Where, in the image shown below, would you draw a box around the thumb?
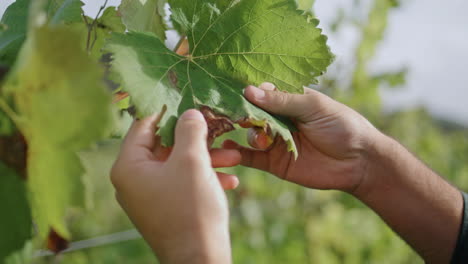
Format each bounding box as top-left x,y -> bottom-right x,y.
244,83 -> 320,122
171,109 -> 209,159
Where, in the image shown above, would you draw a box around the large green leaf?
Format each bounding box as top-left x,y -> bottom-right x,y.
119,0 -> 167,40
0,0 -> 83,66
0,163 -> 31,263
3,25 -> 113,239
106,0 -> 333,153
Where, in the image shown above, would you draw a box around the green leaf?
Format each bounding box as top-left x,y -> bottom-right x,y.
0,0 -> 30,66
83,7 -> 126,60
3,25 -> 113,240
0,0 -> 84,66
4,240 -> 34,264
119,0 -> 167,40
46,0 -> 85,25
106,0 -> 333,154
296,0 -> 314,13
98,6 -> 126,33
78,140 -> 121,210
0,162 -> 32,263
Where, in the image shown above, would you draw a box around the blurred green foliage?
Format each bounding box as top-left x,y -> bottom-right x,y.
6,0 -> 468,263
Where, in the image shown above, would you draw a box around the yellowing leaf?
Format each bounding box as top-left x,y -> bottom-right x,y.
4,26 -> 113,240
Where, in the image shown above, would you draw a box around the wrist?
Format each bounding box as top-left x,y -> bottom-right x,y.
350,128 -> 395,201
157,223 -> 232,264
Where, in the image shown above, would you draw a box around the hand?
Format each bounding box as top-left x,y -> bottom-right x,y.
223,83 -> 379,193
111,110 -> 238,264
223,83 -> 464,263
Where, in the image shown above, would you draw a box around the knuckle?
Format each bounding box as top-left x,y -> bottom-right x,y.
178,150 -> 205,166
270,91 -> 290,107
181,119 -> 207,132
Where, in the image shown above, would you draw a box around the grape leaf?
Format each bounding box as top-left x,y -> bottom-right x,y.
119,0 -> 167,40
46,0 -> 84,25
0,0 -> 84,66
98,7 -> 127,33
0,162 -> 32,263
3,25 -> 113,240
78,140 -> 121,210
106,0 -> 333,154
83,6 -> 126,60
0,0 -> 30,66
296,0 -> 315,12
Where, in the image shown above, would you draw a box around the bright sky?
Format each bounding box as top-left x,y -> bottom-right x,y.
1,0 -> 467,125
316,0 -> 468,125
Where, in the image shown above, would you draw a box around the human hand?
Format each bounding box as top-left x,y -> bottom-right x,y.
223,83 -> 380,194
111,110 -> 238,264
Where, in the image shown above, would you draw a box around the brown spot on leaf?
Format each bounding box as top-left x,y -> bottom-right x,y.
200,106 -> 235,146
47,229 -> 69,254
169,70 -> 178,89
112,91 -> 129,103
0,132 -> 28,179
237,117 -> 255,128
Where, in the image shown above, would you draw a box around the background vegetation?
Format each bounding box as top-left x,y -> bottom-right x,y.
2,0 -> 467,263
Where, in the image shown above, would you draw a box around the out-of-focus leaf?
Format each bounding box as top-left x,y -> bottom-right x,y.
119,0 -> 167,40
3,25 -> 113,240
79,140 -> 121,210
0,162 -> 31,263
0,0 -> 30,66
0,0 -> 84,66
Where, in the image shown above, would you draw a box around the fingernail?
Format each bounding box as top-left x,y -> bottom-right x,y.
181,109 -> 204,121
246,85 -> 265,100
260,82 -> 276,91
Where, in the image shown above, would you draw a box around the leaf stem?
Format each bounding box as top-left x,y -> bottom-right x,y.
154,105 -> 167,127
82,14 -> 92,52
90,0 -> 109,52
83,0 -> 109,53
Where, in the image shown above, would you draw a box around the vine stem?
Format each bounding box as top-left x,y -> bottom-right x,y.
0,97 -> 25,131
83,0 -> 109,53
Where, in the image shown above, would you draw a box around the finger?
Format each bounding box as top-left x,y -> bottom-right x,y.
171,109 -> 209,159
247,127 -> 274,150
259,82 -> 276,91
244,85 -> 325,122
120,114 -> 161,161
216,172 -> 239,190
210,149 -> 241,168
222,140 -> 271,172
